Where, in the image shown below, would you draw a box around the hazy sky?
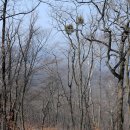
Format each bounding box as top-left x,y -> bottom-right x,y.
37,3 -> 51,28
36,1 -> 91,29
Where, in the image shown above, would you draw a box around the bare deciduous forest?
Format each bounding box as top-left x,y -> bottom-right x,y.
0,0 -> 130,130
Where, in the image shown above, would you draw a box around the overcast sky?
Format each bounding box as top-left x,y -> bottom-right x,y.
37,3 -> 51,28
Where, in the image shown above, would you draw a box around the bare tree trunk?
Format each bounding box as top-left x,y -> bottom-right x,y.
117,55 -> 125,130
1,0 -> 7,130
98,47 -> 102,129
125,51 -> 130,129
69,85 -> 75,130
117,78 -> 124,130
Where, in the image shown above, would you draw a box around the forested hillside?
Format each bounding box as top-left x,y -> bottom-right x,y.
0,0 -> 130,130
